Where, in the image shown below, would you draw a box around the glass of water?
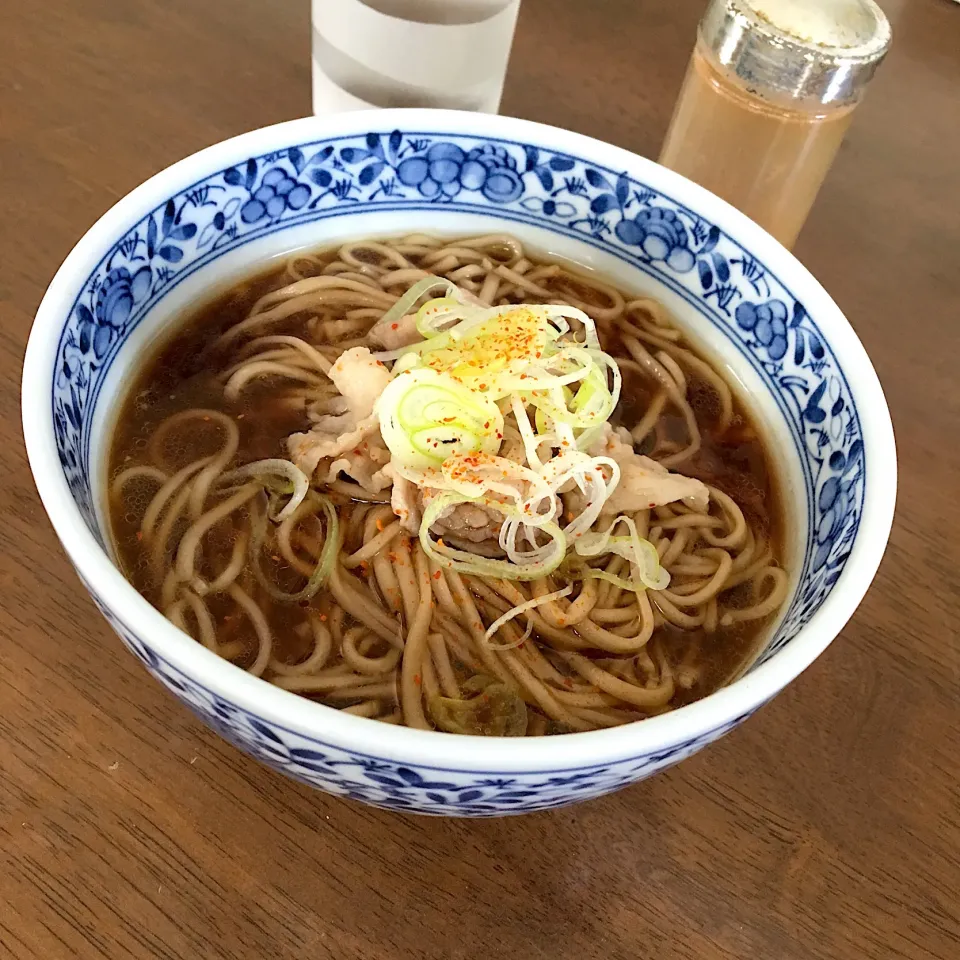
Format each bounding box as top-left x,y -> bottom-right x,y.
312,0 -> 522,115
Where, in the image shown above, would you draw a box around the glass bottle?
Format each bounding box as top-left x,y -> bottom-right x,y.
659,0 -> 891,248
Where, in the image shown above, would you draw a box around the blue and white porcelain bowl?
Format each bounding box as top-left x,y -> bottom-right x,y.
22,110 -> 896,816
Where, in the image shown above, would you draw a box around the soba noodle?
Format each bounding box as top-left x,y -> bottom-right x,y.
109,234 -> 788,736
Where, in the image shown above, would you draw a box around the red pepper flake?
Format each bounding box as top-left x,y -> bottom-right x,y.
433,571 -> 442,580
353,448 -> 362,456
135,530 -> 143,541
391,323 -> 399,330
563,677 -> 573,689
319,613 -> 328,622
376,517 -> 385,532
414,674 -> 422,686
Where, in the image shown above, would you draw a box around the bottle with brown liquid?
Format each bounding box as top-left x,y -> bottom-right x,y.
659,0 -> 891,249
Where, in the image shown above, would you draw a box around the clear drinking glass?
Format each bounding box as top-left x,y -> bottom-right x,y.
659,0 -> 891,248
312,0 -> 522,115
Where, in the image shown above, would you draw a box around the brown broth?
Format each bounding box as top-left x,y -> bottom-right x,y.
108,242 -> 786,717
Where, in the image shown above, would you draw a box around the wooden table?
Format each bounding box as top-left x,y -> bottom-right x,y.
1,2 -> 958,957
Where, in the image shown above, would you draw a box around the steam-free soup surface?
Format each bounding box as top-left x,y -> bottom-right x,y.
109,234 -> 787,736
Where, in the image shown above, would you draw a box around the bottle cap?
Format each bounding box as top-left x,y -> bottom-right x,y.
700,0 -> 891,106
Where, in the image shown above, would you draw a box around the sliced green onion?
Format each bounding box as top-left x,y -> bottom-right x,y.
219,459 -> 309,521
368,290 -> 657,584
581,568 -> 639,592
573,424 -> 606,452
574,515 -> 669,590
376,368 -> 503,470
376,275 -> 457,333
251,493 -> 340,602
511,395 -> 544,471
428,676 -> 528,736
415,296 -> 470,338
572,365 -> 611,415
534,386 -> 575,434
420,492 -> 566,581
439,454 -> 555,511
483,585 -> 572,644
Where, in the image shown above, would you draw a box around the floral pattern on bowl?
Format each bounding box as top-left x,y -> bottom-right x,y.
82,579 -> 753,816
32,118 -> 883,816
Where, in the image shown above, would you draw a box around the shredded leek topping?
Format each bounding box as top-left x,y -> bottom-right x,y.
370,277 -> 670,596
220,459 -> 310,521
377,368 -> 503,471
483,585 -> 573,646
575,515 -> 669,591
428,675 -> 528,736
252,492 -> 340,602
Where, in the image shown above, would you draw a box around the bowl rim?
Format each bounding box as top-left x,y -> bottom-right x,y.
22,108 -> 897,772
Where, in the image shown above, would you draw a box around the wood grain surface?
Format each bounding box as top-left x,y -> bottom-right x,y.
1,1 -> 958,958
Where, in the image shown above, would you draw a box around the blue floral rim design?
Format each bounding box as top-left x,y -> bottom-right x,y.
85,582 -> 755,815
51,127 -> 865,674
26,113 -> 894,814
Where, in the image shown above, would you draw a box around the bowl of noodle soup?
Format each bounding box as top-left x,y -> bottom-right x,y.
22,110 -> 895,815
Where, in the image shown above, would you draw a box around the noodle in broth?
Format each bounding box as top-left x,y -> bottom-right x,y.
108,234 -> 788,736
